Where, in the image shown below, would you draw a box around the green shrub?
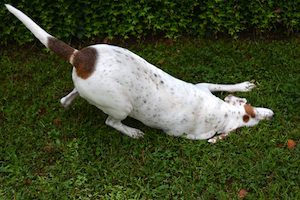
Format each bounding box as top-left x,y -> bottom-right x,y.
1,0 -> 300,44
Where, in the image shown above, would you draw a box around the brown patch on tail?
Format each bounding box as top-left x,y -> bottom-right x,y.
244,104 -> 256,118
47,37 -> 75,61
47,37 -> 97,79
72,47 -> 98,79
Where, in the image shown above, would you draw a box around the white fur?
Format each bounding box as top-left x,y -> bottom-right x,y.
66,44 -> 273,141
5,4 -> 52,46
6,4 -> 274,142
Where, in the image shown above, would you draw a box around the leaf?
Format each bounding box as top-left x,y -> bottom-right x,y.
277,142 -> 283,147
165,38 -> 173,45
53,118 -> 62,126
156,42 -> 162,46
287,139 -> 296,149
273,9 -> 281,14
43,146 -> 55,152
39,108 -> 46,115
234,4 -> 238,9
237,189 -> 248,198
158,60 -> 164,64
26,179 -> 31,185
276,19 -> 282,23
103,38 -> 112,44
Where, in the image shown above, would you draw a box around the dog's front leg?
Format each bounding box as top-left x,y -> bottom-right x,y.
105,116 -> 145,139
195,81 -> 256,93
60,88 -> 79,109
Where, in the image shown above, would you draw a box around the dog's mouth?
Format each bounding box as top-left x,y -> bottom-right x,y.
267,113 -> 275,120
255,108 -> 274,121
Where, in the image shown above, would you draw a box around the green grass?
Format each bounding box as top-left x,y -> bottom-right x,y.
0,39 -> 299,199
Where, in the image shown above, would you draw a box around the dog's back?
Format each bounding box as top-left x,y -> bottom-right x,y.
73,44 -> 208,131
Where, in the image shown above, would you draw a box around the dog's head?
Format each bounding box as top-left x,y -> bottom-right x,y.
225,94 -> 274,128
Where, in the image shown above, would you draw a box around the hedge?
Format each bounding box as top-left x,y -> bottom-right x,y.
1,0 -> 300,45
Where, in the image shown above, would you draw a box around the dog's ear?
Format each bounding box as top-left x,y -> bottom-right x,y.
225,94 -> 247,106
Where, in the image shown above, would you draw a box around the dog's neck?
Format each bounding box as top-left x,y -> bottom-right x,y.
214,102 -> 248,134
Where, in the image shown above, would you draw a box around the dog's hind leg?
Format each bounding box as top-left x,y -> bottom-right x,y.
105,116 -> 145,139
60,88 -> 79,109
195,81 -> 256,93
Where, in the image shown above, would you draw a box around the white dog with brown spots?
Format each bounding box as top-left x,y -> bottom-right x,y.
5,4 -> 274,143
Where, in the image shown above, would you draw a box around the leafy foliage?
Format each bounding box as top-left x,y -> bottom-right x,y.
1,0 -> 300,44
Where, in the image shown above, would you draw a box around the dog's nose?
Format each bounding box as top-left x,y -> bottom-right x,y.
268,113 -> 275,120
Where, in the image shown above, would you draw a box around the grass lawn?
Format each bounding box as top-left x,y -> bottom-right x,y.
0,38 -> 299,199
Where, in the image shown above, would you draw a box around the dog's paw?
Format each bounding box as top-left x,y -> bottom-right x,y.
60,97 -> 71,110
131,129 -> 145,139
207,138 -> 217,143
239,81 -> 256,92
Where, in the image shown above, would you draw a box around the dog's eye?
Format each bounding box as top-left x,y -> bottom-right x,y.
243,115 -> 250,123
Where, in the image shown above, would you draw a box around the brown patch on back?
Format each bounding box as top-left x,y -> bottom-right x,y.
72,47 -> 98,79
47,37 -> 75,61
244,104 -> 256,118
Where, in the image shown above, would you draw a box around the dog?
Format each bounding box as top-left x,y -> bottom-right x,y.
5,4 -> 274,143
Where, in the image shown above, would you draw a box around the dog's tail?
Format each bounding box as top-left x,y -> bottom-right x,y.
5,4 -> 98,79
5,4 -> 76,63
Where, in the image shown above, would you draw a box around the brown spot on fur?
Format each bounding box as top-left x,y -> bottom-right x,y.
47,37 -> 75,61
243,115 -> 250,122
244,104 -> 256,118
220,135 -> 226,140
72,47 -> 98,79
